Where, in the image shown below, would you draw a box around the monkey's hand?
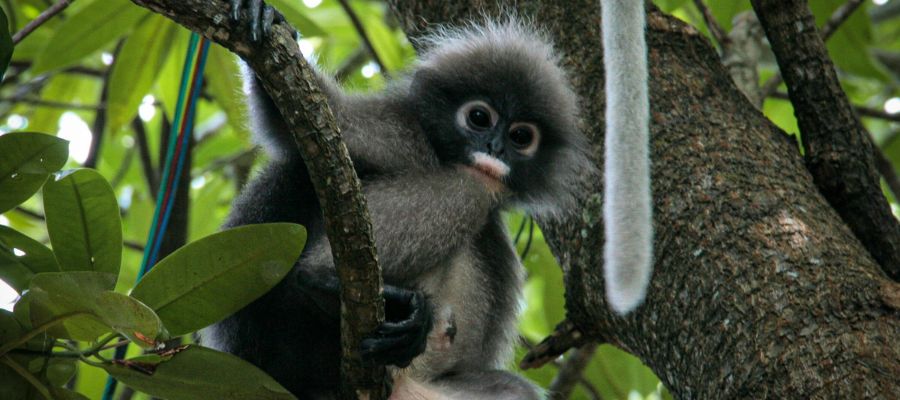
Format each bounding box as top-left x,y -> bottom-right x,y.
359,286 -> 433,368
229,0 -> 289,42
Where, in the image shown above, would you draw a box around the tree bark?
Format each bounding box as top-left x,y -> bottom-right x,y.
752,0 -> 900,281
127,1 -> 389,398
389,1 -> 900,398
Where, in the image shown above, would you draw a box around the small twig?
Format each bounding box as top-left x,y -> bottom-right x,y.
8,61 -> 106,77
109,147 -> 136,188
760,0 -> 865,97
0,97 -> 103,110
84,40 -> 120,169
769,91 -> 900,123
336,0 -> 389,76
13,206 -> 44,220
0,312 -> 86,356
691,0 -> 729,49
334,46 -> 369,82
548,343 -> 600,400
132,117 -> 159,198
520,319 -> 590,370
11,0 -> 73,45
1,356 -> 52,399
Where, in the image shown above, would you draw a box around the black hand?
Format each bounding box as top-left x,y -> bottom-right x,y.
359,286 -> 433,368
229,0 -> 287,42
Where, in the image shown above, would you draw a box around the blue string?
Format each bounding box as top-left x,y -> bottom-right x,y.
146,39 -> 210,268
102,33 -> 207,400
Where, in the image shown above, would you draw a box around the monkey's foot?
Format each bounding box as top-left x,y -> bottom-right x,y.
229,0 -> 287,42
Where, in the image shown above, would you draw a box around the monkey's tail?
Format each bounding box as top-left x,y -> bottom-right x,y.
601,0 -> 653,315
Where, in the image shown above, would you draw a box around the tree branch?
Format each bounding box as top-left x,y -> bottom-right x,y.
336,0 -> 388,76
548,344 -> 599,400
389,1 -> 900,397
11,0 -> 72,45
760,0 -> 865,97
126,1 -> 388,398
691,0 -> 729,50
753,0 -> 900,281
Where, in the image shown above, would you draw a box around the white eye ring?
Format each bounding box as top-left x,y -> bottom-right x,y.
508,122 -> 540,156
456,100 -> 498,131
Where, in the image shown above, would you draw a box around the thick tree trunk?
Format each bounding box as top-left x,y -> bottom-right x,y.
390,1 -> 900,398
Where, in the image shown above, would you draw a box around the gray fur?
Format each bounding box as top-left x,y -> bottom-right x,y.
211,16 -> 589,400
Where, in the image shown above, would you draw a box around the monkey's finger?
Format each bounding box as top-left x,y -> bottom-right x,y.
230,0 -> 243,21
262,6 -> 276,36
249,0 -> 263,42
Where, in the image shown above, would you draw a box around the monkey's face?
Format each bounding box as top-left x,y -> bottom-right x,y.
410,65 -> 583,206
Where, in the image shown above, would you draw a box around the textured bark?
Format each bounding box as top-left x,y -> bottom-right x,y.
752,0 -> 900,281
127,1 -> 389,398
388,1 -> 900,398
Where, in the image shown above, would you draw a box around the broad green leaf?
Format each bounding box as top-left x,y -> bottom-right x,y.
28,272 -> 164,344
156,27 -> 191,119
0,309 -> 22,344
26,271 -> 117,340
49,387 -> 91,400
0,132 -> 69,213
0,6 -> 13,80
43,169 -> 122,277
107,13 -> 178,134
809,1 -> 886,81
359,4 -> 403,72
31,0 -> 149,74
103,345 -> 296,400
45,358 -> 78,387
0,361 -> 29,400
0,225 -> 61,292
268,0 -> 325,37
95,291 -> 165,347
131,223 -> 306,336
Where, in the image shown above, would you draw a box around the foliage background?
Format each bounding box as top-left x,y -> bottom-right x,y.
0,0 -> 897,399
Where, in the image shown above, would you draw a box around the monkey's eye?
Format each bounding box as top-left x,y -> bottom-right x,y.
456,100 -> 497,131
508,123 -> 540,155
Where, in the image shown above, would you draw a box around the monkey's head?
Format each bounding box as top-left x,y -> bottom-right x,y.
409,19 -> 596,217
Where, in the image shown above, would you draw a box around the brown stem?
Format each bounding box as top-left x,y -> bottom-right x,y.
691,0 -> 729,49
760,0 -> 865,97
131,117 -> 159,198
753,0 -> 900,280
11,0 -> 72,45
548,344 -> 599,400
126,1 -> 388,398
336,0 -> 389,76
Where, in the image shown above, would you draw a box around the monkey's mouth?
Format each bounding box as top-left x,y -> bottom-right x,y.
469,152 -> 509,183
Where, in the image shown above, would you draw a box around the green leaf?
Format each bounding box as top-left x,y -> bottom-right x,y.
0,225 -> 61,292
26,271 -> 117,340
0,6 -> 13,80
0,309 -> 22,344
28,272 -> 164,344
359,4 -> 403,72
106,13 -> 178,134
131,223 -> 306,336
45,358 -> 78,387
49,387 -> 91,400
0,132 -> 69,213
31,0 -> 149,74
95,291 -> 166,347
43,169 -> 122,278
806,1 -> 884,81
103,345 -> 296,400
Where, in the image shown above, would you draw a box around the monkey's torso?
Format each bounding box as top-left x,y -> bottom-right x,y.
203,104 -> 528,398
